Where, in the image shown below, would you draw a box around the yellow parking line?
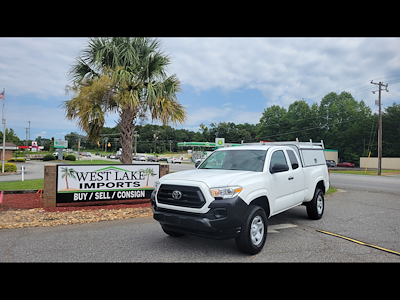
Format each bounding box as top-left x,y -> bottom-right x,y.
316,230 -> 400,257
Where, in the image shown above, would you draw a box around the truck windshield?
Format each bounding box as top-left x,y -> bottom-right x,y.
198,150 -> 267,172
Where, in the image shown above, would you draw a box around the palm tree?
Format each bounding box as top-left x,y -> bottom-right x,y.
63,37 -> 187,164
60,167 -> 77,190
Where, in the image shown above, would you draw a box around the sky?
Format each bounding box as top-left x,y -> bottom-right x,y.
1,37 -> 400,143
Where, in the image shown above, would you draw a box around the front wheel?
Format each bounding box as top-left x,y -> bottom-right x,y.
306,188 -> 324,220
235,205 -> 267,255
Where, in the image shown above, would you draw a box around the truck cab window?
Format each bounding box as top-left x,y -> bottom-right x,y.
270,150 -> 288,172
287,150 -> 299,170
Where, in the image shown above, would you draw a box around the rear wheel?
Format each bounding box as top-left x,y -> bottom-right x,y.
306,188 -> 324,220
235,205 -> 267,255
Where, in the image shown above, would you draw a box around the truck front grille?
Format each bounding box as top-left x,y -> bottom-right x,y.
157,184 -> 206,208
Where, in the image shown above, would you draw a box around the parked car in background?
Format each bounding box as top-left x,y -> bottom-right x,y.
147,156 -> 158,162
158,157 -> 167,162
134,155 -> 146,161
337,162 -> 355,167
326,160 -> 336,167
167,156 -> 181,164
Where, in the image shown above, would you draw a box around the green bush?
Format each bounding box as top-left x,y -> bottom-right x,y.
7,158 -> 26,162
1,163 -> 17,173
65,154 -> 76,161
43,154 -> 56,161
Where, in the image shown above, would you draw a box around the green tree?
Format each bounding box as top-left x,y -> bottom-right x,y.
256,105 -> 288,141
0,128 -> 21,145
286,100 -> 318,142
382,102 -> 400,157
63,37 -> 187,164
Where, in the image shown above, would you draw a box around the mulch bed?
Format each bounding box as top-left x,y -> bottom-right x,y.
0,193 -> 151,212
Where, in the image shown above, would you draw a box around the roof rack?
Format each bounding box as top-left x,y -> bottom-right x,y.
242,138 -> 325,149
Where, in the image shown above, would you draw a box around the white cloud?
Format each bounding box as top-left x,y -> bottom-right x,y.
35,131 -> 46,137
0,38 -> 87,99
2,37 -> 400,140
162,37 -> 400,108
184,106 -> 262,127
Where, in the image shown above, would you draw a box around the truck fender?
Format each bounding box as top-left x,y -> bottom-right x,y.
245,189 -> 271,218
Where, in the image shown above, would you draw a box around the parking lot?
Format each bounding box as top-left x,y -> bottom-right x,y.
1,172 -> 399,262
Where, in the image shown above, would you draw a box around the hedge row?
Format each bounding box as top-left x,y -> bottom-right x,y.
0,163 -> 17,173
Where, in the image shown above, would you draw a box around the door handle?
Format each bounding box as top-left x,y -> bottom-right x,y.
288,176 -> 294,180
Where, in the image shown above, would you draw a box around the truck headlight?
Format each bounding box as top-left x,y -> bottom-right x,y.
154,181 -> 160,190
209,186 -> 242,199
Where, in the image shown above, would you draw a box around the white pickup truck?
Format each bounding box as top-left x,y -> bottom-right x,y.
151,140 -> 330,255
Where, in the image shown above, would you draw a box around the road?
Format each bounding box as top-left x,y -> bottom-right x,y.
0,159 -> 195,182
330,173 -> 400,195
1,172 -> 399,262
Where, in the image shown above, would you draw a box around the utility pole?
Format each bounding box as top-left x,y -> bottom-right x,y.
25,127 -> 29,154
1,88 -> 5,173
153,130 -> 159,155
371,80 -> 388,175
77,137 -> 81,160
28,121 -> 31,142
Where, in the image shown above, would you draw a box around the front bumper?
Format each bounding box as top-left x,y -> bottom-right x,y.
151,192 -> 248,240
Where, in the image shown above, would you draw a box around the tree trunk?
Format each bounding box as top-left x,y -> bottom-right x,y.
118,107 -> 136,164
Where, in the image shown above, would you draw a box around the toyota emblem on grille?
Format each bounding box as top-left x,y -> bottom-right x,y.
172,190 -> 182,200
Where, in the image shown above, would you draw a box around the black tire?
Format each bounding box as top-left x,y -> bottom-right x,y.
235,205 -> 267,255
306,188 -> 324,220
161,225 -> 184,237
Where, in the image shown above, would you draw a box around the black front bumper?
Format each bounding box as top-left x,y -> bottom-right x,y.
151,193 -> 248,240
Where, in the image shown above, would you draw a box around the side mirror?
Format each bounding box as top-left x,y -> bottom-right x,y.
292,163 -> 299,170
270,163 -> 289,173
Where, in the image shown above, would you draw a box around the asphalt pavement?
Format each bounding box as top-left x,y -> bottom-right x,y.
1,175 -> 400,262
1,160 -> 400,262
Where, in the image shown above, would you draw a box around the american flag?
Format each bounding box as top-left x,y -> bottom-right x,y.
0,90 -> 4,100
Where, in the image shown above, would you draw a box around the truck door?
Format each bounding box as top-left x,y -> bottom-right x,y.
268,149 -> 295,213
286,149 -> 306,205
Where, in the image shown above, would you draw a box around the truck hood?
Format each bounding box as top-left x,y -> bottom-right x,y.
159,169 -> 253,188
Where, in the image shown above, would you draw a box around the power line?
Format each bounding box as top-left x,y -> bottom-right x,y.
262,116 -> 366,139
303,75 -> 400,102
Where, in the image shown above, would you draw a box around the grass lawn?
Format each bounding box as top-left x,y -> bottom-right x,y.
325,187 -> 337,195
330,169 -> 400,176
1,179 -> 44,191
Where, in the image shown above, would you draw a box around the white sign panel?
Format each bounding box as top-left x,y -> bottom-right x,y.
54,140 -> 68,148
56,164 -> 160,204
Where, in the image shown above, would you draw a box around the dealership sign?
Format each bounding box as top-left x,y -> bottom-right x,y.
54,140 -> 68,149
56,164 -> 160,204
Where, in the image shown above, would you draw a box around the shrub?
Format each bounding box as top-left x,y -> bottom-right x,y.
43,154 -> 56,161
65,154 -> 76,161
1,163 -> 17,173
7,158 -> 26,162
